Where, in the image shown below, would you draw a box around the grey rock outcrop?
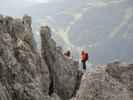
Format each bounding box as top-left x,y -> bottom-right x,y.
0,15 -> 33,46
40,26 -> 81,100
72,62 -> 133,100
0,16 -> 57,100
0,15 -> 81,100
0,32 -> 50,100
106,62 -> 133,96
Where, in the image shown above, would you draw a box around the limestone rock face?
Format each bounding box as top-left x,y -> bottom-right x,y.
0,32 -> 51,100
0,16 -> 61,100
0,15 -> 33,46
40,26 -> 81,100
73,62 -> 133,100
3,15 -> 133,100
22,15 -> 33,46
0,15 -> 81,100
0,27 -> 54,100
106,62 -> 133,95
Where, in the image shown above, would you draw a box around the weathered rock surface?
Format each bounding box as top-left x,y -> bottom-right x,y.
40,26 -> 81,100
0,15 -> 51,99
0,33 -> 51,100
1,15 -> 133,100
0,15 -> 81,100
72,62 -> 133,100
0,15 -> 33,46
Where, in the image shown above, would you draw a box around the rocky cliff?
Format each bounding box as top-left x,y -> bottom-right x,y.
0,15 -> 81,100
72,62 -> 133,100
40,26 -> 82,100
0,15 -> 133,100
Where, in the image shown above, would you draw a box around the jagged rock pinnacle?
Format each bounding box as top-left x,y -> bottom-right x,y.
0,15 -> 33,47
0,15 -> 81,100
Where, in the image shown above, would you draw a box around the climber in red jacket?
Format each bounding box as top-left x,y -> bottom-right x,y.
80,50 -> 89,70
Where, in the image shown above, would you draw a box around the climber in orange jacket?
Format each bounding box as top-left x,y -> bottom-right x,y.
80,50 -> 89,70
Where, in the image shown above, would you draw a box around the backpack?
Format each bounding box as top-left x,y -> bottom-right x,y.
84,53 -> 88,61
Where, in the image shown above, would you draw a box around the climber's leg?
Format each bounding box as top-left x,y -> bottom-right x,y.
82,61 -> 86,70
